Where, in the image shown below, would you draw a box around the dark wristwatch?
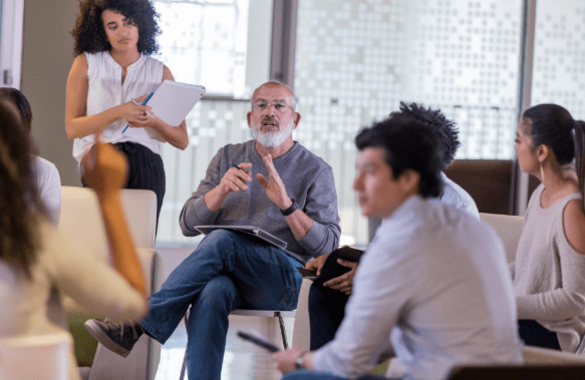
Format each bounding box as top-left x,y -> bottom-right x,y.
295,351 -> 308,369
280,198 -> 299,216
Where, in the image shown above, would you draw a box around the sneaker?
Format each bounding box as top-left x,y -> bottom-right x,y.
84,319 -> 144,358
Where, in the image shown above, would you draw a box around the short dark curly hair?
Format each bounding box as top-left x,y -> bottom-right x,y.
355,115 -> 443,199
390,102 -> 461,167
71,0 -> 161,56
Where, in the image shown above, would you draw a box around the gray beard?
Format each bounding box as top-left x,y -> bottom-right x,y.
252,120 -> 294,148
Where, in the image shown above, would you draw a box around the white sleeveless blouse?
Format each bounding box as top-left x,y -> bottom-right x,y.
72,52 -> 164,163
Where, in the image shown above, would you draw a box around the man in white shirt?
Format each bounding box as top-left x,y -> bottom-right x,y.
273,114 -> 522,380
305,103 -> 478,351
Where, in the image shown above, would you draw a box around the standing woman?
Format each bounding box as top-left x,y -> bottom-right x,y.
513,103 -> 585,352
66,0 -> 188,219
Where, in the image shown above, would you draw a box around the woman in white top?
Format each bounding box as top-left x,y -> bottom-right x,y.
0,98 -> 148,379
65,0 -> 189,220
513,103 -> 585,352
0,87 -> 62,225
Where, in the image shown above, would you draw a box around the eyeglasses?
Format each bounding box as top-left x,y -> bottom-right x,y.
252,101 -> 294,113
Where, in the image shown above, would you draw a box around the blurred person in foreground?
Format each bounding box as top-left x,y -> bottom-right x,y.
274,115 -> 522,380
0,98 -> 147,380
306,103 -> 479,351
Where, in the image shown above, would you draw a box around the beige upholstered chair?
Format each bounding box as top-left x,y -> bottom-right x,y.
59,186 -> 163,380
0,332 -> 72,380
479,212 -> 524,264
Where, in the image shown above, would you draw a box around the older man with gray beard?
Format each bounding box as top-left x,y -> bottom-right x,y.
84,81 -> 341,380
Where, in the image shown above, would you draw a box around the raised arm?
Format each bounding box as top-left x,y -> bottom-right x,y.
179,148 -> 253,235
65,54 -> 153,140
257,154 -> 340,254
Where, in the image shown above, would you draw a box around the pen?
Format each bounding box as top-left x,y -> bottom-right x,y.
230,162 -> 244,171
131,98 -> 156,119
122,92 -> 155,133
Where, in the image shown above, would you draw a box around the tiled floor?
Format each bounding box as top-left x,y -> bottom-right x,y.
153,247 -> 293,380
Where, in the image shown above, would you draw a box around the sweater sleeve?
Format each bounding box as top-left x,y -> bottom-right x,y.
516,247 -> 585,321
179,149 -> 224,236
41,222 -> 146,321
296,166 -> 340,256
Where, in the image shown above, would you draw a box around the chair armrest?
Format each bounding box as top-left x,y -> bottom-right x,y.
522,346 -> 585,365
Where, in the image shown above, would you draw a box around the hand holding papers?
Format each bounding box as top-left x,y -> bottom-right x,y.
125,80 -> 206,141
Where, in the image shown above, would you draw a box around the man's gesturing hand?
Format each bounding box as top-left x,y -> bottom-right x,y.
256,154 -> 292,210
219,162 -> 253,195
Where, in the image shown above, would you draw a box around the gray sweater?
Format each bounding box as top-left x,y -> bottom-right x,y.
179,140 -> 341,262
512,184 -> 585,352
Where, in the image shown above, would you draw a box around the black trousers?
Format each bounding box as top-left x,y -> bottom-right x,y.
308,280 -> 350,350
518,319 -> 561,350
82,142 -> 165,225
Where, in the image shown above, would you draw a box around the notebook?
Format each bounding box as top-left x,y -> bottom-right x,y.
194,225 -> 287,250
144,80 -> 206,141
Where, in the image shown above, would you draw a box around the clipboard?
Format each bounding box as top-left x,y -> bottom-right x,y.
144,80 -> 206,141
194,225 -> 287,250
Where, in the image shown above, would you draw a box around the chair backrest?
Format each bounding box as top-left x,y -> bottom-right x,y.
479,212 -> 523,263
444,160 -> 515,214
60,186 -> 157,256
0,332 -> 72,380
59,186 -> 161,378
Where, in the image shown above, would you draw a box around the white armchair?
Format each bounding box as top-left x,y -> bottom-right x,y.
59,186 -> 163,380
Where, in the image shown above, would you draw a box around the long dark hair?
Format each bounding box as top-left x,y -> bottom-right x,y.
71,0 -> 161,56
522,103 -> 585,204
0,99 -> 44,279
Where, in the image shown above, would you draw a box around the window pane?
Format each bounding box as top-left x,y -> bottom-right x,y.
154,0 -> 272,245
532,0 -> 585,120
294,0 -> 523,246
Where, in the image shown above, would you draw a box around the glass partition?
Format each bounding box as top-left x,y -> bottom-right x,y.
294,0 -> 524,246
154,0 -> 273,245
531,0 -> 585,120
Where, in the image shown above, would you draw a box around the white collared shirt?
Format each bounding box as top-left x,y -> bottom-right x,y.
313,195 -> 522,380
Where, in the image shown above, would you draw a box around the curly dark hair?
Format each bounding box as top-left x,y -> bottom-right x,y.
355,114 -> 443,198
71,0 -> 161,56
0,99 -> 44,279
390,102 -> 461,167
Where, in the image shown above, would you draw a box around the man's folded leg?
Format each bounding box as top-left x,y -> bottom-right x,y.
84,230 -> 242,357
85,230 -> 303,380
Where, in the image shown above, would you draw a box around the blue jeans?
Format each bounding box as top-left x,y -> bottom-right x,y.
282,369 -> 395,380
140,230 -> 303,380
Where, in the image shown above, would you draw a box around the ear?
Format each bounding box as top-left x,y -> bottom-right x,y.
246,111 -> 252,129
292,112 -> 301,130
398,169 -> 421,196
536,144 -> 549,163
